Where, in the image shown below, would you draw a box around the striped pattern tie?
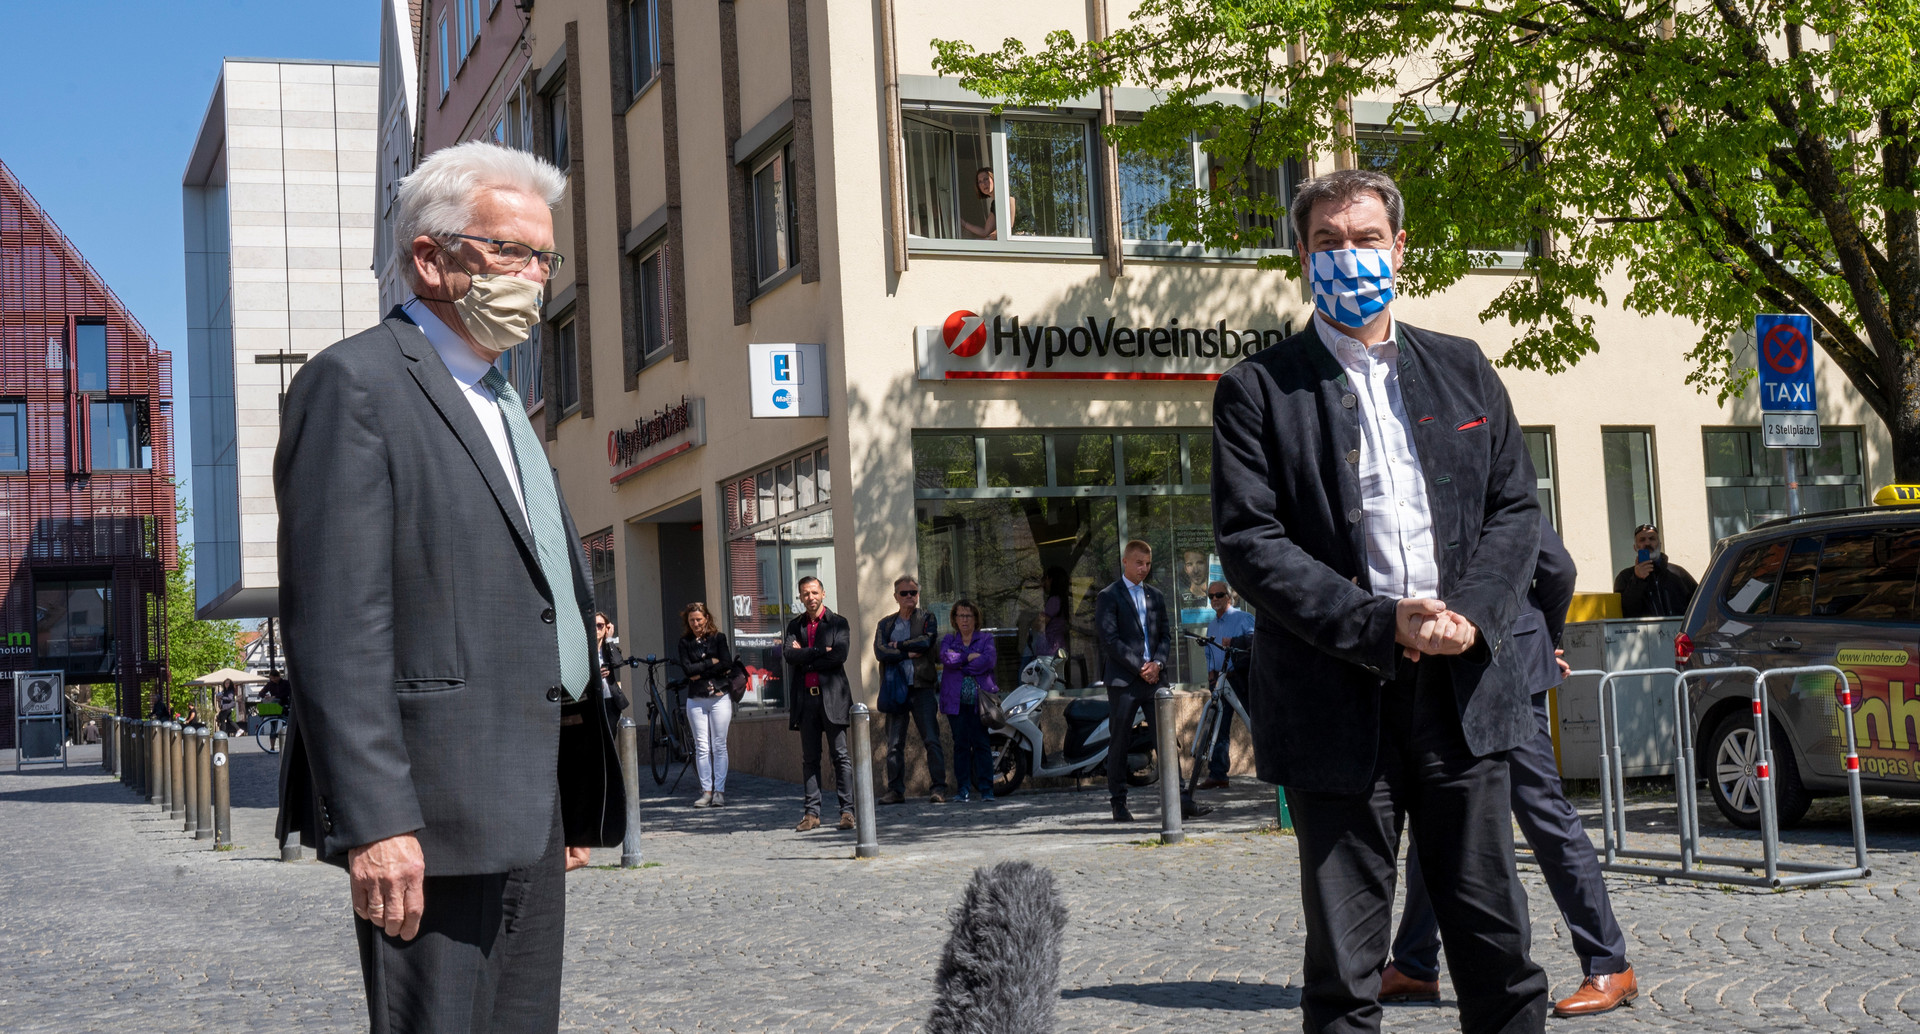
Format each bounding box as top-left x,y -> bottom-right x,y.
482,366 -> 592,701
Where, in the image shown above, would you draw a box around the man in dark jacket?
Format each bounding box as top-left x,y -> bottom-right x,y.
1094,541 -> 1208,822
1212,168 -> 1548,1034
1382,514 -> 1637,1016
784,576 -> 853,831
875,576 -> 944,805
1612,524 -> 1698,618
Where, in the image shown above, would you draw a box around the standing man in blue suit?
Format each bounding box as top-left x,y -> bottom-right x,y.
1381,513 -> 1637,1016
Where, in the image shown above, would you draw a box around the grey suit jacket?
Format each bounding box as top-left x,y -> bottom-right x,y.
273,309 -> 623,875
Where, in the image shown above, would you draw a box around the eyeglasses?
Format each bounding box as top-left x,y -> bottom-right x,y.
1208,591 -> 1230,599
1634,524 -> 1658,535
896,589 -> 919,597
441,233 -> 566,275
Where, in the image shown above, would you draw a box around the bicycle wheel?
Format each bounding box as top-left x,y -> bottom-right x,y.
1186,701 -> 1220,793
648,703 -> 670,784
672,706 -> 694,763
256,717 -> 286,755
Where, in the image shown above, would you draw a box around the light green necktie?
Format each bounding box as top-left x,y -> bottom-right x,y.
482,366 -> 592,700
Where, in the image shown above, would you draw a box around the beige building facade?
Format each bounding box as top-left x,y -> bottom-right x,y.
502,1 -> 1889,782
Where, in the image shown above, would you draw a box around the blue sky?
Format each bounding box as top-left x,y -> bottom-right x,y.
3,1 -> 380,550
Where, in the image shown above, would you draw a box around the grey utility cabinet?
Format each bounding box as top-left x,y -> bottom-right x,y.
1554,618 -> 1684,780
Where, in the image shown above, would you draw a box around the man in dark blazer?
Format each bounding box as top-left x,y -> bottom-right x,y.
275,141 -> 623,1033
1213,168 -> 1549,1034
1383,514 -> 1637,1015
1094,541 -> 1208,821
783,575 -> 854,831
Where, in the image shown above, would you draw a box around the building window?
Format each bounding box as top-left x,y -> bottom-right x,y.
438,16 -> 452,99
90,399 -> 149,470
626,0 -> 659,97
1523,428 -> 1559,532
35,579 -> 114,676
554,318 -> 579,413
1004,118 -> 1092,239
1601,428 -> 1659,578
904,111 -> 994,240
584,528 -> 617,626
722,446 -> 834,712
1703,427 -> 1865,543
1118,142 -> 1191,242
752,143 -> 799,285
912,430 -> 1217,693
0,401 -> 25,472
501,325 -> 543,409
547,87 -> 570,169
634,243 -> 669,361
74,322 -> 108,393
466,0 -> 483,53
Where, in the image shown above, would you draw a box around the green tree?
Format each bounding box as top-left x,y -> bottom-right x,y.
933,1 -> 1920,473
163,499 -> 244,715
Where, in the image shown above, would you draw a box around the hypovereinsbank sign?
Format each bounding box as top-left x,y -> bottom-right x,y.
915,310 -> 1294,382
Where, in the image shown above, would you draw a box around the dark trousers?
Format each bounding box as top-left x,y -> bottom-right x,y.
886,686 -> 946,795
1391,693 -> 1628,981
356,803 -> 566,1034
1287,660 -> 1549,1034
947,706 -> 992,793
797,698 -> 852,817
1104,680 -> 1156,804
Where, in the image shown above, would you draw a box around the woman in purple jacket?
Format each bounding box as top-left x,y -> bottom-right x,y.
938,599 -> 998,802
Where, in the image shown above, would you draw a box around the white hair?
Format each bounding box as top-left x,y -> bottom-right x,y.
394,141 -> 568,287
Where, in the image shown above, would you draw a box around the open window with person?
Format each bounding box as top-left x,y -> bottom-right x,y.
904,111 -> 994,240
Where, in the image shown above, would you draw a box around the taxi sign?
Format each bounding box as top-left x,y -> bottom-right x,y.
1872,484 -> 1920,507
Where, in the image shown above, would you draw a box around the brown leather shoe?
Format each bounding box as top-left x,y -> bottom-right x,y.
1378,962 -> 1439,1004
1553,967 -> 1638,1017
838,811 -> 856,830
794,814 -> 820,832
1196,777 -> 1231,790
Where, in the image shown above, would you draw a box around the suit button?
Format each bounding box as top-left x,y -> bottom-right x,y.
546,686 -> 562,702
1345,449 -> 1359,464
1347,508 -> 1363,524
1341,393 -> 1356,408
541,608 -> 555,623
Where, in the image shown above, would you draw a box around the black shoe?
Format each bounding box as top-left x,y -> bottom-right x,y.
1112,803 -> 1135,822
1181,798 -> 1214,819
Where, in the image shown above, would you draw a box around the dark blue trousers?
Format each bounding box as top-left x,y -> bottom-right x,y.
1391,692 -> 1628,981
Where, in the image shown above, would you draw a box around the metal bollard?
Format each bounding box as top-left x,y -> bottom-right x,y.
617,717 -> 644,868
211,731 -> 231,848
1155,688 -> 1183,845
157,722 -> 170,810
103,714 -> 116,775
184,728 -> 202,835
147,721 -> 161,804
849,703 -> 879,859
195,728 -> 214,840
168,723 -> 184,818
281,828 -> 304,863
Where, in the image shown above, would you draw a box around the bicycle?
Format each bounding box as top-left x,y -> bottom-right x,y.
625,655 -> 693,787
253,702 -> 288,754
1179,632 -> 1252,797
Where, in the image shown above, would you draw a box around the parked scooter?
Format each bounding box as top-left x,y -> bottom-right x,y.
988,656 -> 1154,795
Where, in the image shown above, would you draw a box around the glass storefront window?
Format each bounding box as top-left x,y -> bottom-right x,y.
35,579 -> 114,675
1602,429 -> 1659,577
723,447 -> 835,712
913,431 -> 1215,694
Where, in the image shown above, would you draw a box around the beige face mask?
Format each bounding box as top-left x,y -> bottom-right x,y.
450,273 -> 543,355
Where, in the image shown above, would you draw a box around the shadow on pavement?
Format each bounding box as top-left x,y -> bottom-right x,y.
1062,979 -> 1302,1011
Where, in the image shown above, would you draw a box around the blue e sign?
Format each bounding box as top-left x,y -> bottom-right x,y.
772,352 -> 796,383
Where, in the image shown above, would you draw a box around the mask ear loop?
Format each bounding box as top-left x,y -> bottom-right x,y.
414,238 -> 483,304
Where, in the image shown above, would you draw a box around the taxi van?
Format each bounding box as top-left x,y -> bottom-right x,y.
1681,484 -> 1920,828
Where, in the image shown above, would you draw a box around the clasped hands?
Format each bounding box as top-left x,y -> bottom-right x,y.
1393,597 -> 1478,663
349,832 -> 593,942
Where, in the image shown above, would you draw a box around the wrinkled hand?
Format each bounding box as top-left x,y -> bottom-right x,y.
565,846 -> 592,872
1633,560 -> 1654,580
1141,660 -> 1163,685
349,833 -> 426,941
1394,598 -> 1447,662
1394,598 -> 1478,660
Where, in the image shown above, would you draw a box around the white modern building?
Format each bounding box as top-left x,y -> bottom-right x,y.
183,58 -> 382,619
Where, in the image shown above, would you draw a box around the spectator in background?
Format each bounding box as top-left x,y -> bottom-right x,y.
216,680 -> 240,736
1613,524 -> 1699,618
939,600 -> 998,803
258,671 -> 290,751
596,613 -> 630,713
1198,581 -> 1255,790
784,576 -> 854,832
875,576 -> 945,806
678,602 -> 734,808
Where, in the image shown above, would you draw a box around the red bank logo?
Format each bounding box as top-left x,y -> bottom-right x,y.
942,310 -> 987,358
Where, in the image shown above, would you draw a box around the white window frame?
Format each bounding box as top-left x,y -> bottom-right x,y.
750,140 -> 798,288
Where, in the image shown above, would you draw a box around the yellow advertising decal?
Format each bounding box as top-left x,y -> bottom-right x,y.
1837,649 -> 1910,667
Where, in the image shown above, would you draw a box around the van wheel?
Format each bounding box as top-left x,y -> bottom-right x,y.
1705,713 -> 1811,830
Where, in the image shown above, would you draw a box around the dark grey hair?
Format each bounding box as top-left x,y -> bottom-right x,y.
1289,168 -> 1405,252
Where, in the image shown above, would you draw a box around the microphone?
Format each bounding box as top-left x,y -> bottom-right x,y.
926,860 -> 1069,1034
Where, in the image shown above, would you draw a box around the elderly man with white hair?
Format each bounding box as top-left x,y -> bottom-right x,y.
274,140 -> 624,1033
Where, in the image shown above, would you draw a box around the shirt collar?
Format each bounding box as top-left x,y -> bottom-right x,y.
404,297 -> 499,390
1313,312 -> 1399,366
1123,575 -> 1146,593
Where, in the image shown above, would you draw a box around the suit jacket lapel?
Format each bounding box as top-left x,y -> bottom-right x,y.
1300,330 -> 1369,591
387,314 -> 540,563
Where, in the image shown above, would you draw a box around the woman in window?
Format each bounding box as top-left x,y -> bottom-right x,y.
960,167 -> 1013,239
938,599 -> 999,802
677,602 -> 735,807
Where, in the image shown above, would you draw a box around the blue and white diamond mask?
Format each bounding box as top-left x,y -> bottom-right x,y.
1309,248 -> 1396,330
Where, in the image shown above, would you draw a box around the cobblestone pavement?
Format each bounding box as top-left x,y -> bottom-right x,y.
4,738 -> 1920,1033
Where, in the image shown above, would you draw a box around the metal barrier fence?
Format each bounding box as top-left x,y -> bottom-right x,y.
1557,664 -> 1870,889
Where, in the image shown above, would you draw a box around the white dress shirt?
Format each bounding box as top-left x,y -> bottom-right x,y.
404,298 -> 528,522
1314,315 -> 1439,600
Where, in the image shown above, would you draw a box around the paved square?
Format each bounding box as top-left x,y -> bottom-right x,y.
3,739 -> 1918,1032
